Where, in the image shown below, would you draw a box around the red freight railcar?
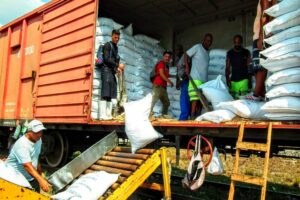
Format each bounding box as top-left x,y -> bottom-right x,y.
0,0 -> 299,168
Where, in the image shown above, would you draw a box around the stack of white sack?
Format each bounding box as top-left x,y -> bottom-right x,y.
260,0 -> 300,120
208,49 -> 227,82
126,33 -> 164,102
119,24 -> 152,101
92,18 -> 165,119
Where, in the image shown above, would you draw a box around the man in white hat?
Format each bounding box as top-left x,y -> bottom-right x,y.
5,119 -> 51,192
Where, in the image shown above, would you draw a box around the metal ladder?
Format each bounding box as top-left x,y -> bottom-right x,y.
228,122 -> 273,200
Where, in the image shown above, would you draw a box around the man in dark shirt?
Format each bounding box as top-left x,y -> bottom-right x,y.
100,30 -> 124,120
226,35 -> 251,99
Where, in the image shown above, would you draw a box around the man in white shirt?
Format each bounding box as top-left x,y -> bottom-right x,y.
185,33 -> 213,119
6,120 -> 51,192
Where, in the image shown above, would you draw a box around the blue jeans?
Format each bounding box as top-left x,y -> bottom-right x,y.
179,79 -> 190,120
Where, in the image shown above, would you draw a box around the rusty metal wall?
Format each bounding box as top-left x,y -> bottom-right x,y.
0,0 -> 98,124
0,15 -> 43,121
35,0 -> 97,123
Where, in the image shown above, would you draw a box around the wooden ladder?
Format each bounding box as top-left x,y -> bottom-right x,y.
228,122 -> 273,200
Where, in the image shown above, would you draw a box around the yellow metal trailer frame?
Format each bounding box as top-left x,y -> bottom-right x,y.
0,178 -> 49,200
0,148 -> 171,200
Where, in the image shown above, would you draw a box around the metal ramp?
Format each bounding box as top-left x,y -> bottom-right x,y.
97,147 -> 171,200
1,131 -> 171,200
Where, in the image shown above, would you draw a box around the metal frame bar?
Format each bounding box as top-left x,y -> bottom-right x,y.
0,179 -> 49,200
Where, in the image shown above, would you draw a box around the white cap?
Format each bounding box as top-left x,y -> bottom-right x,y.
28,120 -> 46,133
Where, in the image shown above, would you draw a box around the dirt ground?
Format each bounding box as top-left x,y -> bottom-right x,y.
166,147 -> 300,191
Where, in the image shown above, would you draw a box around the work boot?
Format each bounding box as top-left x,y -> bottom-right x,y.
99,100 -> 109,120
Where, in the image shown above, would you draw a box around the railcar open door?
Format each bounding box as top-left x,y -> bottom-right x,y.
34,0 -> 98,123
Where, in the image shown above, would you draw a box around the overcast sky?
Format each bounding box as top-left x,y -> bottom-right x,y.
0,0 -> 50,27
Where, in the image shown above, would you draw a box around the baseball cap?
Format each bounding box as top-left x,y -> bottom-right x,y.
28,120 -> 46,133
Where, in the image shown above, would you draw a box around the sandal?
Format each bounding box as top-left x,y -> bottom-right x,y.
240,94 -> 264,101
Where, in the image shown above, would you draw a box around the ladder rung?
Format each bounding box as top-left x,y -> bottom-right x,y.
236,142 -> 268,152
231,174 -> 265,186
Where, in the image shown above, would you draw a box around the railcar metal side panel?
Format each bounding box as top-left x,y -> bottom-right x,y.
35,0 -> 98,123
0,15 -> 43,122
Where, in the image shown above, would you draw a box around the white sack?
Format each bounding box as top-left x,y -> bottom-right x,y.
96,26 -> 113,36
209,49 -> 227,58
208,75 -> 226,83
92,94 -> 100,101
264,8 -> 300,35
261,96 -> 300,114
266,83 -> 300,98
207,147 -> 224,175
209,58 -> 226,66
93,68 -> 101,79
91,100 -> 99,112
119,53 -> 137,66
118,46 -> 141,59
125,67 -> 148,80
123,24 -> 133,36
126,80 -> 152,89
208,65 -> 226,75
260,52 -> 300,72
93,78 -> 101,89
0,160 -> 32,188
95,35 -> 111,47
127,93 -> 145,101
195,109 -> 236,123
124,94 -> 163,153
91,111 -> 99,120
118,39 -> 135,51
134,39 -> 156,53
265,113 -> 300,120
171,109 -> 181,118
92,88 -> 101,96
134,34 -> 159,45
202,87 -> 234,109
265,0 -> 300,17
171,101 -> 181,110
266,67 -> 300,87
198,75 -> 232,109
199,75 -> 228,90
97,17 -> 123,30
260,37 -> 300,58
215,100 -> 266,119
52,171 -> 119,200
172,93 -> 180,102
264,25 -> 300,45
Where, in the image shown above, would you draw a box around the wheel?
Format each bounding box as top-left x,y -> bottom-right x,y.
43,131 -> 69,168
186,135 -> 213,167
